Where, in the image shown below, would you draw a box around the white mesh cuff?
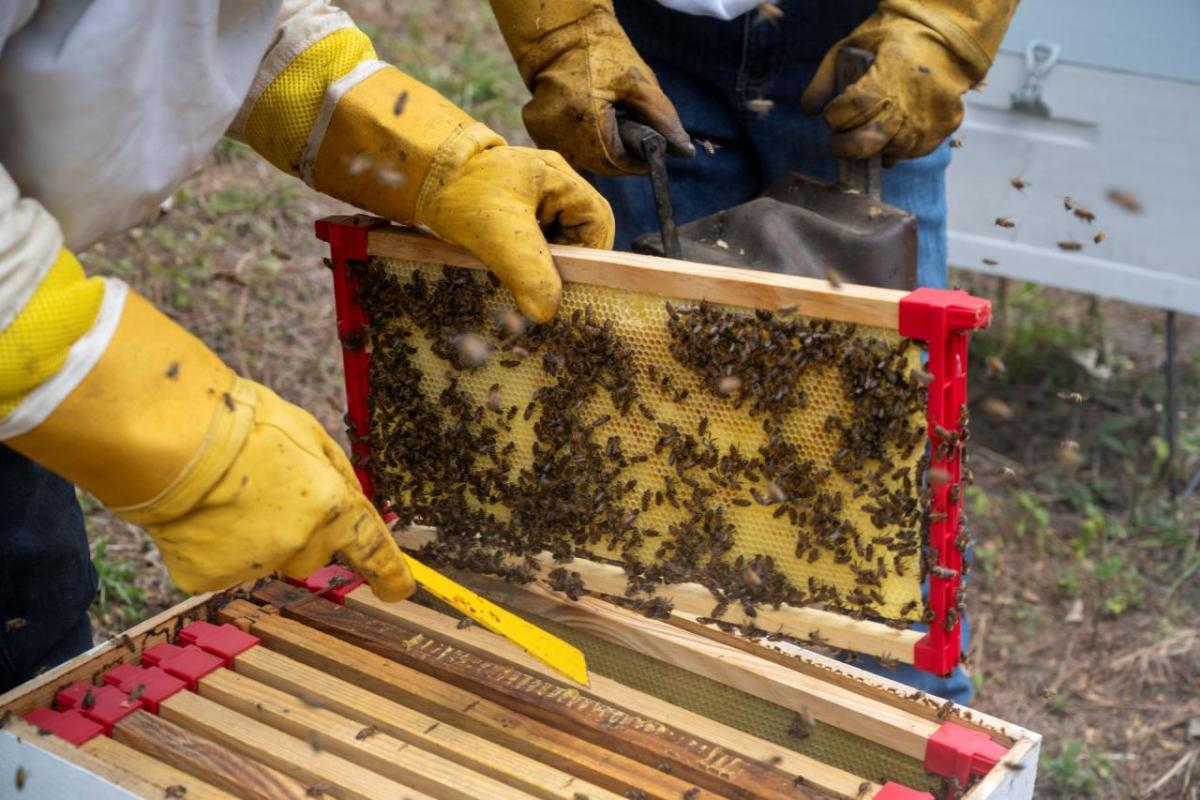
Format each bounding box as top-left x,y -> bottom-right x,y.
0,277 -> 129,439
0,166 -> 64,332
229,0 -> 358,139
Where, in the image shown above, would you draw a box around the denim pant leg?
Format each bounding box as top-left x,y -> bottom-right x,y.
0,446 -> 96,693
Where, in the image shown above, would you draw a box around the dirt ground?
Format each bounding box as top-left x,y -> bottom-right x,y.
72,2 -> 1199,797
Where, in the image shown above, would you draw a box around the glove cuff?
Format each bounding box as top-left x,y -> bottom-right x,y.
309,65 -> 505,224
114,378 -> 254,525
881,0 -> 1013,80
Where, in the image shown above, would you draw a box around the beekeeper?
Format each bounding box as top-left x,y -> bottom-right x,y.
0,0 -> 613,691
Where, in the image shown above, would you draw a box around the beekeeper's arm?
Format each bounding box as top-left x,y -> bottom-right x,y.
0,163 -> 415,600
230,0 -> 614,322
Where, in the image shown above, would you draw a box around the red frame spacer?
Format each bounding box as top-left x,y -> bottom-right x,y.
288,565 -> 366,604
101,664 -> 186,714
55,684 -> 143,735
177,622 -> 260,668
898,288 -> 991,675
318,214 -> 390,500
23,707 -> 105,746
141,643 -> 224,691
875,782 -> 936,800
923,722 -> 1008,785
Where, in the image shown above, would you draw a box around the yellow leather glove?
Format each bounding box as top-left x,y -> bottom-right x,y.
6,261 -> 414,600
306,66 -> 613,322
489,0 -> 694,176
800,0 -> 1019,163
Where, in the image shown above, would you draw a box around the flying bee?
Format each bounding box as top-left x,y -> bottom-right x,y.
1058,439 -> 1081,466
746,97 -> 775,117
787,708 -> 815,739
1093,230 -> 1107,244
1009,177 -> 1029,191
927,466 -> 952,485
1105,188 -> 1142,213
982,257 -> 999,266
1057,391 -> 1086,404
985,355 -> 1006,376
756,2 -> 784,22
1072,206 -> 1096,223
994,216 -> 1016,229
911,367 -> 935,386
1063,195 -> 1075,211
825,267 -> 843,289
950,138 -> 963,148
487,384 -> 503,413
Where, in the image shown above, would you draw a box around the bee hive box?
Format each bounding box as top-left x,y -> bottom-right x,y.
0,570 -> 1040,799
321,217 -> 988,675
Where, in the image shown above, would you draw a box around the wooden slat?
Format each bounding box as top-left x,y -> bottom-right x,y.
197,667 -> 537,800
112,710 -> 309,800
251,583 -> 809,800
394,526 -> 922,664
228,641 -> 622,800
8,718 -> 235,800
158,686 -> 429,800
391,575 -> 940,761
0,591 -> 214,717
342,588 -> 883,800
366,227 -> 905,329
218,599 -> 716,800
964,734 -> 1041,800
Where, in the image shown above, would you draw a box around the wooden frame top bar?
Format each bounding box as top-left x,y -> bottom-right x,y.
365,227 -> 907,330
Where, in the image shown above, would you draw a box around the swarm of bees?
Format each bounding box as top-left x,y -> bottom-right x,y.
353,258 -> 974,624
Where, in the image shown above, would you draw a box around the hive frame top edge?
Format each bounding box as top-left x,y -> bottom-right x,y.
361,223 -> 906,330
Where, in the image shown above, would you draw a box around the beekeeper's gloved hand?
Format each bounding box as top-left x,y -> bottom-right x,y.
800,0 -> 1019,163
488,0 -> 694,177
3,249 -> 415,600
238,26 -> 615,323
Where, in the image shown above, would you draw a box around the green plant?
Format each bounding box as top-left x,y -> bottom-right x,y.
91,537 -> 145,616
1041,739 -> 1112,796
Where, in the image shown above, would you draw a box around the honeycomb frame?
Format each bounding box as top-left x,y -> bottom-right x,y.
317,217 -> 989,673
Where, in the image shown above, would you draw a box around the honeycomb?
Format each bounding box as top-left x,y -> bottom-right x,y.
357,257 -> 929,622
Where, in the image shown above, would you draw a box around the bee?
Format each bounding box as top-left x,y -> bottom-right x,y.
356,725 -> 379,740
949,138 -> 963,148
980,397 -> 1013,421
486,385 -> 503,413
787,710 -> 816,743
777,303 -> 799,315
716,375 -> 742,396
937,698 -> 956,720
638,403 -> 656,421
746,97 -> 775,117
807,629 -> 829,647
1057,391 -> 1086,404
985,355 -> 1006,376
1072,206 -> 1096,223
1001,466 -> 1017,480
1009,177 -> 1029,191
1093,230 -> 1106,244
1105,188 -> 1142,213
1057,240 -> 1083,251
4,617 -> 27,632
994,217 -> 1016,229
1058,439 -> 1081,466
982,257 -> 999,266
393,90 -> 409,116
927,466 -> 952,485
825,267 -> 843,289
374,165 -> 406,187
756,3 -> 784,22
910,367 -> 935,386
698,139 -> 721,156
456,617 -> 475,630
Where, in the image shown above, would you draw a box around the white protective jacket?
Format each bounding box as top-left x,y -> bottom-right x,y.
0,0 -> 362,437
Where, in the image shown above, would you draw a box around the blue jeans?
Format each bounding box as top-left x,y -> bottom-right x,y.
595,0 -> 950,290
595,0 -> 969,702
0,446 -> 96,692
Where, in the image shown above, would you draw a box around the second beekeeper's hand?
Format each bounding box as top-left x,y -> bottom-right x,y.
489,0 -> 693,176
6,263 -> 414,601
799,0 -> 1019,163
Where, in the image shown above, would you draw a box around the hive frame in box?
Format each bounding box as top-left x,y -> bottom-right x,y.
0,572 -> 1040,800
318,215 -> 991,675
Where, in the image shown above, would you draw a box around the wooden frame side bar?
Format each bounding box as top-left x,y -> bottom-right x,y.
366,226 -> 905,329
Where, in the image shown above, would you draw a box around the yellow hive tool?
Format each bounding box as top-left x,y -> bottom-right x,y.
401,553 -> 590,686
